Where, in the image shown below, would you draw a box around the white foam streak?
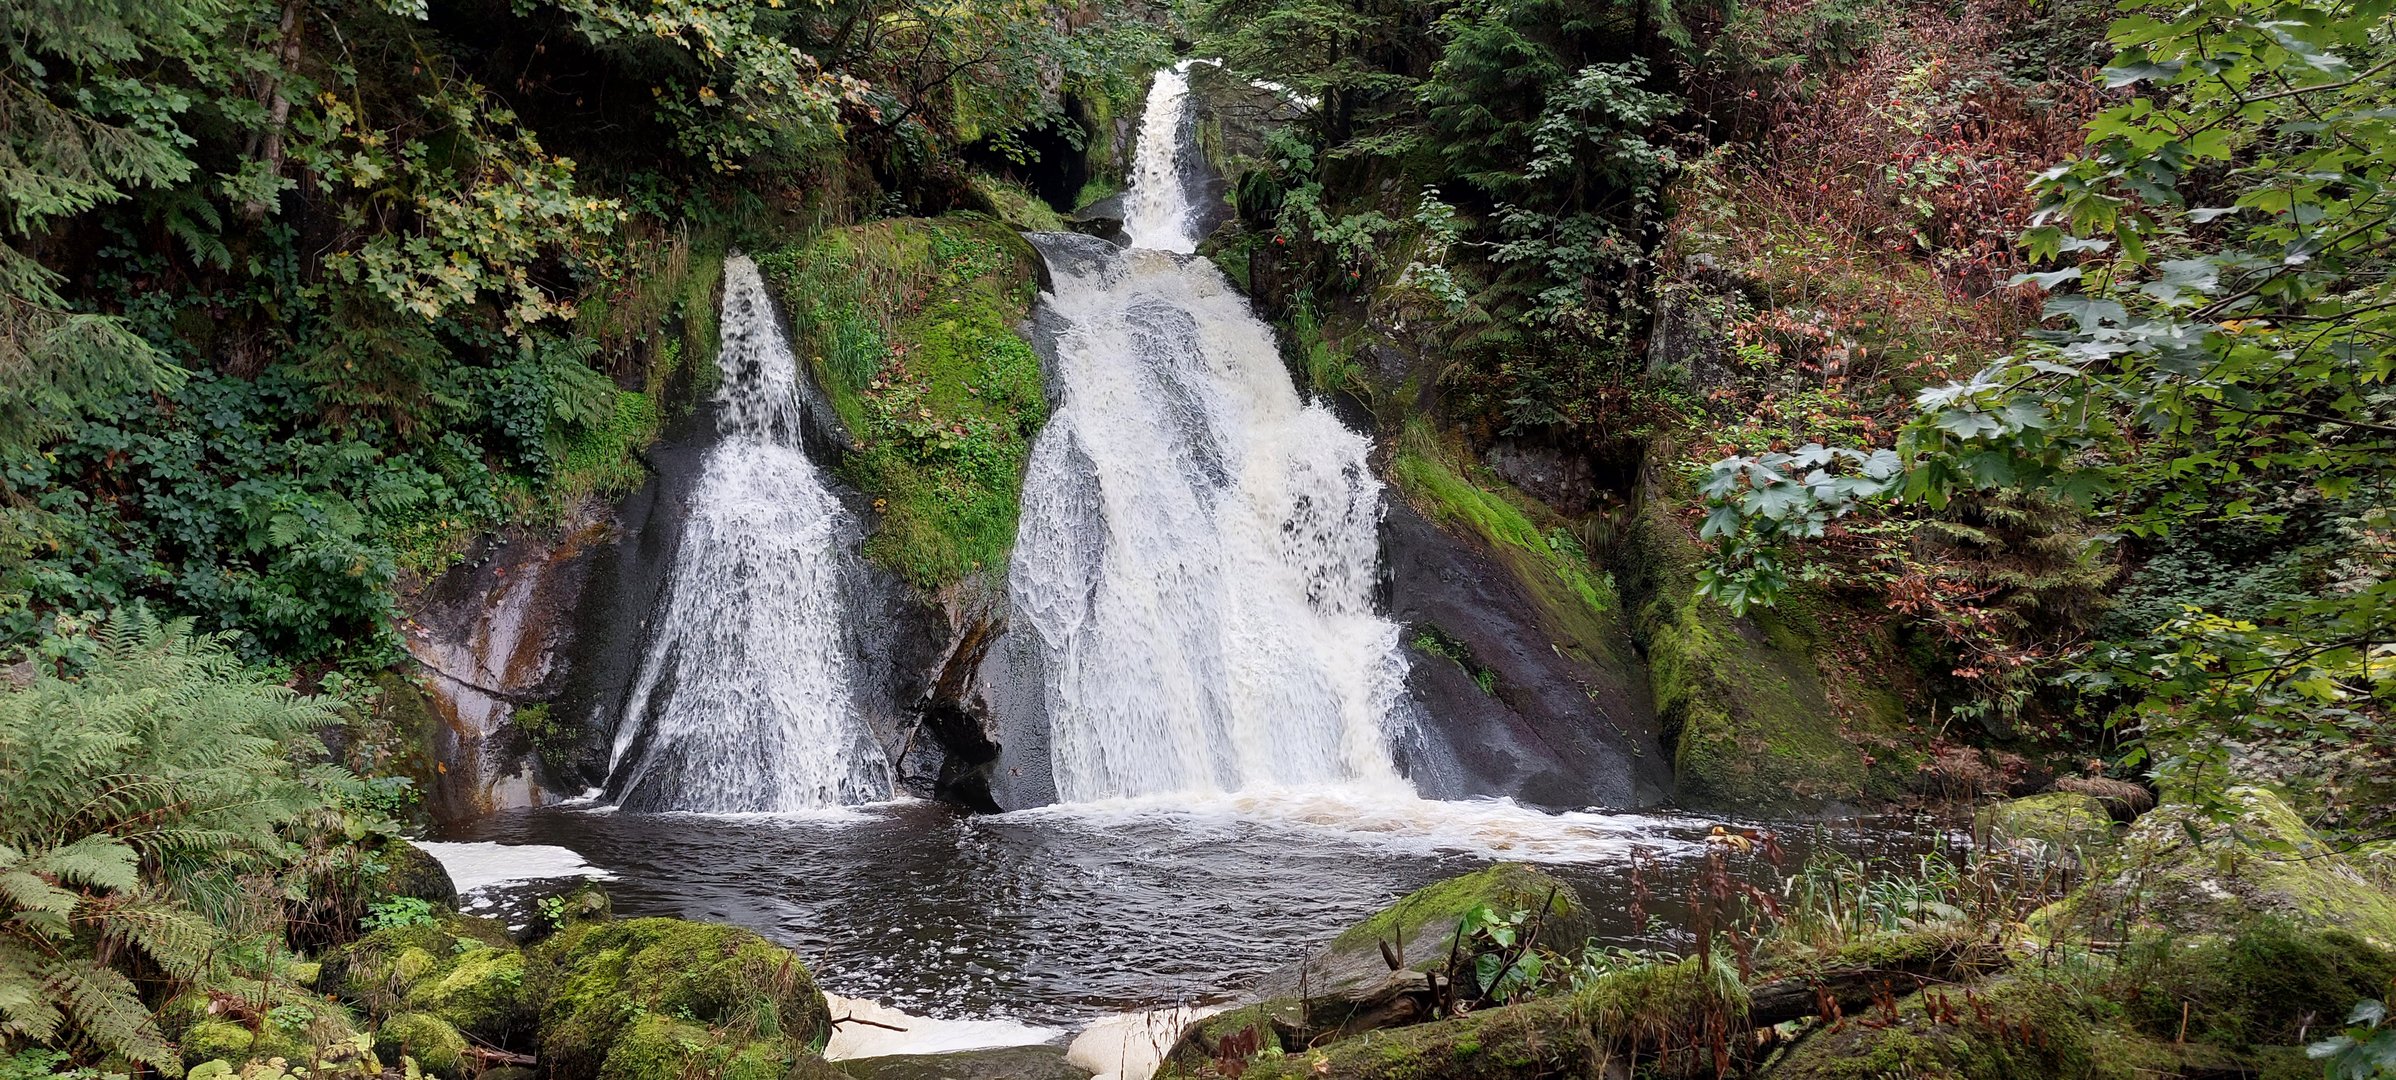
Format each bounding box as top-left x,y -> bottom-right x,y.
997,788 -> 1694,863
604,256 -> 891,812
413,841 -> 615,903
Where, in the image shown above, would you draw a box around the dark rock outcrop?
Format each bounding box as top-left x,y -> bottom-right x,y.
1384,501 -> 1672,810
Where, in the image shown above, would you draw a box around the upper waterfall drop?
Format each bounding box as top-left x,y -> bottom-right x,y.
1006,65 -> 1418,804
1121,61 -> 1202,253
604,255 -> 892,813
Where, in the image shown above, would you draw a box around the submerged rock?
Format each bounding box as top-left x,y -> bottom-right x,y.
841,1044 -> 1091,1080
530,916 -> 834,1080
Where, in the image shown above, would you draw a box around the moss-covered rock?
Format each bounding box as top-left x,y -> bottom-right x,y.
1618,499 -> 1914,813
2115,916 -> 2396,1049
842,1043 -> 1092,1080
1975,791 -> 2118,865
2041,786 -> 2396,944
1762,970 -> 2232,1080
530,916 -> 834,1080
323,910 -> 528,1047
1161,1000 -> 1306,1076
596,1013 -> 839,1080
1221,995 -> 1594,1080
760,214 -> 1048,589
372,839 -> 459,909
163,979 -> 372,1071
404,944 -> 528,1042
179,1012 -> 379,1075
375,1012 -> 469,1078
1262,865 -> 1593,1004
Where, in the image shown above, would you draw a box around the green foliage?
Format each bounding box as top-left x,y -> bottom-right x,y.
0,610 -> 371,1074
361,899 -> 437,933
762,215 -> 1046,588
2313,1000 -> 2396,1079
1698,0 -> 2396,803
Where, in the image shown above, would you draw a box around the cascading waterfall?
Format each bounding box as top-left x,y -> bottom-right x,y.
604,255 -> 891,812
1120,60 -> 1201,253
1010,65 -> 1417,803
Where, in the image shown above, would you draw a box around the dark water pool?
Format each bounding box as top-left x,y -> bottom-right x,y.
438,793 -> 1943,1028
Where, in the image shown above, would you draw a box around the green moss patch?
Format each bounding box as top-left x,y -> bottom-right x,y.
1390,423 -> 1625,670
2042,786 -> 2396,945
375,1012 -> 468,1078
1229,995 -> 1594,1080
760,214 -> 1047,589
1618,498 -> 1916,813
529,916 -> 833,1080
1975,791 -> 2119,866
968,173 -> 1069,232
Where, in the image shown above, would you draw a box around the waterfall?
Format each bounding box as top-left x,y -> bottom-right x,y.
1009,66 -> 1416,803
604,255 -> 892,812
1121,61 -> 1200,253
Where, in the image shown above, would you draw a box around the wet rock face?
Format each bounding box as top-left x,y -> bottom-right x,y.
404,514 -> 614,820
1383,501 -> 1673,811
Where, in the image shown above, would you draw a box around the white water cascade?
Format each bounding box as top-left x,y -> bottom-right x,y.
1010,66 -> 1417,803
605,255 -> 892,812
1121,61 -> 1202,253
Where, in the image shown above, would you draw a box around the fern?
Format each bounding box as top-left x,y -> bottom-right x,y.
0,609 -> 349,1074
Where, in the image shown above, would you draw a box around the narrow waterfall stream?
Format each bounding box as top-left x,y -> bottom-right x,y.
1013,109 -> 1417,801
602,255 -> 892,812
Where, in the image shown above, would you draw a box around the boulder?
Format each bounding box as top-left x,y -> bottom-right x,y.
1217,996 -> 1594,1080
1259,865 -> 1594,1003
374,1013 -> 469,1078
596,1013 -> 845,1080
530,916 -> 834,1080
1617,499 -> 1915,813
841,1044 -> 1091,1080
322,911 -> 531,1047
2040,786 -> 2396,944
374,839 -> 460,908
1974,791 -> 2118,865
1764,972 -> 2246,1080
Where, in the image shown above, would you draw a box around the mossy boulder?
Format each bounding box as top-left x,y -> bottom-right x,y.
375,1012 -> 469,1078
2116,916 -> 2396,1049
842,1043 -> 1092,1080
1618,500 -> 1911,813
1764,971 -> 2246,1080
1161,1000 -> 1306,1076
760,214 -> 1048,589
163,980 -> 371,1071
596,1013 -> 842,1080
1222,995 -> 1594,1080
371,839 -> 459,909
323,911 -> 529,1045
2041,786 -> 2396,945
181,1022 -> 382,1075
1974,791 -> 2118,865
1262,865 -> 1594,1003
530,916 -> 834,1080
404,945 -> 527,1040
